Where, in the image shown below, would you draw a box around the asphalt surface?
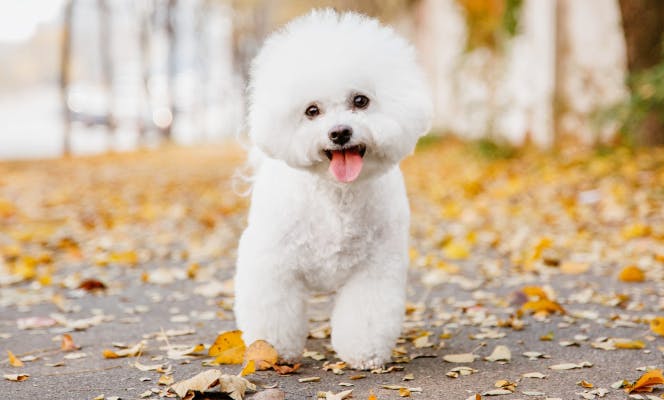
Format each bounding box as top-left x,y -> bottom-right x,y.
1,144 -> 663,400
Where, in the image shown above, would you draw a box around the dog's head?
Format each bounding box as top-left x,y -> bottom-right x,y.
248,9 -> 433,183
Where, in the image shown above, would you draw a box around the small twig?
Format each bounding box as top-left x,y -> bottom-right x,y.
1,346 -> 61,364
42,365 -> 122,377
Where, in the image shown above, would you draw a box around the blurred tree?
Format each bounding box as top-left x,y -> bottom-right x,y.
98,0 -> 116,136
618,0 -> 664,145
60,0 -> 74,156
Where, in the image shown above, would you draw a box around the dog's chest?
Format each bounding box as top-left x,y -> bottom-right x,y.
293,203 -> 380,290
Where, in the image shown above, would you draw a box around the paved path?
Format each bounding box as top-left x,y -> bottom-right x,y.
1,142 -> 663,399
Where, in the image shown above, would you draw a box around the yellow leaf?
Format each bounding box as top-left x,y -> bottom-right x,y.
442,241 -> 470,260
532,237 -> 553,260
245,340 -> 278,370
13,257 -> 37,280
7,351 -> 24,367
650,317 -> 664,336
186,263 -> 199,279
614,340 -> 645,350
368,390 -> 378,400
208,330 -> 246,365
398,387 -> 411,397
618,265 -> 645,282
621,223 -> 651,239
37,274 -> 52,286
522,286 -> 549,300
521,299 -> 565,315
627,369 -> 664,393
106,250 -> 138,266
240,359 -> 255,376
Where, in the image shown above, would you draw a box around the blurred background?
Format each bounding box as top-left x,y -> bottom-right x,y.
0,0 -> 662,159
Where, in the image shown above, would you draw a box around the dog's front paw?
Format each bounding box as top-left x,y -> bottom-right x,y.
343,356 -> 387,371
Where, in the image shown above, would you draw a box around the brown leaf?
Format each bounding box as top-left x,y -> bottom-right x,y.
272,363 -> 301,375
245,340 -> 278,370
78,278 -> 107,291
3,373 -> 29,382
61,334 -> 80,351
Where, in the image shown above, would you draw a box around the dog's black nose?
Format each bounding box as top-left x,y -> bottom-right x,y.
328,125 -> 352,145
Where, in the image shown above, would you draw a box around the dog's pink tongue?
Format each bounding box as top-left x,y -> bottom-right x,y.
329,150 -> 363,182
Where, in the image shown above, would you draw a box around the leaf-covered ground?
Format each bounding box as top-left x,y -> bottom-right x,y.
1,139 -> 663,400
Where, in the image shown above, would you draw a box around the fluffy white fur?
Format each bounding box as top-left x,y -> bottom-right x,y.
233,9 -> 432,370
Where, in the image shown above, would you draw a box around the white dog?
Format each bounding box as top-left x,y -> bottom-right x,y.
233,9 -> 432,370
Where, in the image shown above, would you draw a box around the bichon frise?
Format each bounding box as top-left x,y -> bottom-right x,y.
233,9 -> 432,370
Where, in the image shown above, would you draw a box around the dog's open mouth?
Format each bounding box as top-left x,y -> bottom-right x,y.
324,144 -> 366,183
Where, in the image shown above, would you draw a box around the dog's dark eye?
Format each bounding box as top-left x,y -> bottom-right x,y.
305,104 -> 320,118
353,95 -> 370,109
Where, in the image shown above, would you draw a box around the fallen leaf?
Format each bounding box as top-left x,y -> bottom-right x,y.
61,334 -> 80,351
398,387 -> 411,397
167,343 -> 205,359
298,376 -> 321,383
158,374 -> 174,386
170,369 -> 255,400
560,262 -> 590,275
442,241 -> 470,260
618,265 -> 645,282
102,341 -> 145,359
368,390 -> 378,400
7,351 -> 24,367
63,352 -> 87,360
549,361 -> 592,370
443,353 -> 476,363
521,299 -> 565,315
626,369 -> 664,393
522,372 -> 546,379
649,317 -> 664,336
208,330 -> 246,364
614,339 -> 646,350
17,316 -> 57,330
482,389 -> 512,396
3,373 -> 29,381
323,389 -> 353,400
485,345 -> 511,362
240,360 -> 255,376
245,340 -> 278,370
578,380 -> 594,388
77,278 -> 107,291
273,363 -> 301,375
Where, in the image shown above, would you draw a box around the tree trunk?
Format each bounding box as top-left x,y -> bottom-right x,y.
60,0 -> 74,156
618,0 -> 664,145
98,0 -> 116,142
